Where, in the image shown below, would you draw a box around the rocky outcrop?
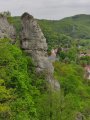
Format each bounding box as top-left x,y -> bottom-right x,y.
0,14 -> 16,42
20,12 -> 60,90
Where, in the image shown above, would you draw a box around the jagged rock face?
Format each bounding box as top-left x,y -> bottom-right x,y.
0,14 -> 16,41
20,13 -> 60,90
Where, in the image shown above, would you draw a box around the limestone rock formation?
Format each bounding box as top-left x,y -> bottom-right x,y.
20,12 -> 60,90
0,14 -> 16,42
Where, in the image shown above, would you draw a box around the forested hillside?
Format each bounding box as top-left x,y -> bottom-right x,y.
10,14 -> 90,50
0,13 -> 90,120
39,14 -> 90,39
0,38 -> 90,120
12,14 -> 90,39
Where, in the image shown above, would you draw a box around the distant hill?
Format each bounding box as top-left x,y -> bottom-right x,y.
38,14 -> 90,39
10,14 -> 90,39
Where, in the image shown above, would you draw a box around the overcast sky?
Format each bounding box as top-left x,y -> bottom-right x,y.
0,0 -> 90,20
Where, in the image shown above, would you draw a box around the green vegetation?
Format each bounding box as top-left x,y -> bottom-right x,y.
0,38 -> 60,120
54,62 -> 90,120
38,14 -> 90,39
0,14 -> 90,119
7,16 -> 22,35
0,38 -> 39,119
9,14 -> 90,50
0,38 -> 90,120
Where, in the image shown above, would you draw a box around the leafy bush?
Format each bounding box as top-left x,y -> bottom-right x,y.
0,38 -> 39,120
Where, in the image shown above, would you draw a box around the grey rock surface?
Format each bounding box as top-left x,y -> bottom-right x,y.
20,12 -> 60,90
0,14 -> 16,42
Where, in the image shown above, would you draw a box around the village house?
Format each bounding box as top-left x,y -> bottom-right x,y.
48,48 -> 58,62
84,65 -> 90,80
79,50 -> 90,58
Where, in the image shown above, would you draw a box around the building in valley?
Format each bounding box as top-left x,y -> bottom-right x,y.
84,65 -> 90,80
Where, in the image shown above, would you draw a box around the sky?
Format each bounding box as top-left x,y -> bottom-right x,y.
0,0 -> 90,20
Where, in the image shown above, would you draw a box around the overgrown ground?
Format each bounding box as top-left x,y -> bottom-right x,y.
0,14 -> 90,119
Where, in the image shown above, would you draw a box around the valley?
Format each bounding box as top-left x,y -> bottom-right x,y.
0,12 -> 90,120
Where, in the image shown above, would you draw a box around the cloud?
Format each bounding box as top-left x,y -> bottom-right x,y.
0,0 -> 90,19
